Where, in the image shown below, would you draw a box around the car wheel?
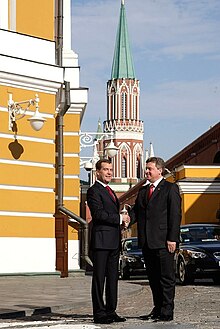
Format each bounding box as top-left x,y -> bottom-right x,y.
178,258 -> 194,285
120,266 -> 130,280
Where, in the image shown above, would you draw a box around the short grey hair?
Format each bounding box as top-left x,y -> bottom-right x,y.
146,157 -> 165,175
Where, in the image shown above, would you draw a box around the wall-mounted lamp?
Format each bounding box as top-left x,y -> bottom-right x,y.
8,93 -> 46,131
80,131 -> 118,185
104,140 -> 118,158
80,131 -> 119,167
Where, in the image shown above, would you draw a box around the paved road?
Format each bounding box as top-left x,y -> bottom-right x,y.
0,279 -> 220,329
58,279 -> 220,329
0,276 -> 219,329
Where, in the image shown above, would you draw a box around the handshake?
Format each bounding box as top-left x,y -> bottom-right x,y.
120,206 -> 131,229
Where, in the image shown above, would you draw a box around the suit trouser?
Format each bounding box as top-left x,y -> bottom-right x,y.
91,248 -> 120,319
142,246 -> 176,317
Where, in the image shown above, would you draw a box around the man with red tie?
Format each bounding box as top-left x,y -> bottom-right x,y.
130,157 -> 181,322
87,159 -> 130,324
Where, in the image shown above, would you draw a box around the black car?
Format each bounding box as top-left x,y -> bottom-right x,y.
175,223 -> 220,285
119,237 -> 146,279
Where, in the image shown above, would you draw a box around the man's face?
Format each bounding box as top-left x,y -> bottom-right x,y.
145,161 -> 162,183
96,162 -> 113,184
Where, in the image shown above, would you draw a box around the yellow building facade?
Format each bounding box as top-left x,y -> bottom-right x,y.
167,165 -> 220,224
0,0 -> 87,274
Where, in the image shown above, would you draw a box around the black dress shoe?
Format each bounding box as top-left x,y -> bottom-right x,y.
154,315 -> 173,322
140,310 -> 160,321
94,316 -> 113,324
110,314 -> 126,322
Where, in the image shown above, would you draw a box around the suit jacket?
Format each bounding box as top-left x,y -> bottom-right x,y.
87,181 -> 121,250
130,179 -> 181,249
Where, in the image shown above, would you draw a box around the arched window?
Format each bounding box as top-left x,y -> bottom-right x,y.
112,94 -> 115,119
136,155 -> 141,179
121,93 -> 127,120
122,156 -> 127,178
133,95 -> 137,120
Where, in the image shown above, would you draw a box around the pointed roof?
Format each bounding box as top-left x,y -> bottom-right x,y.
145,149 -> 149,162
111,0 -> 135,79
95,118 -> 103,140
149,142 -> 155,157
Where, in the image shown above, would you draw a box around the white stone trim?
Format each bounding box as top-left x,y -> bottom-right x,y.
0,56 -> 63,94
0,29 -> 56,64
63,132 -> 78,136
63,153 -> 78,157
0,132 -> 54,144
63,196 -> 79,201
0,158 -> 54,168
175,164 -> 220,171
0,211 -> 53,218
9,0 -> 16,31
55,196 -> 79,201
0,185 -> 54,193
0,0 -> 8,29
178,181 -> 220,194
64,175 -> 79,179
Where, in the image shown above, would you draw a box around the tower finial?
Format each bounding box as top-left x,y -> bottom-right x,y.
122,0 -> 125,5
149,142 -> 155,157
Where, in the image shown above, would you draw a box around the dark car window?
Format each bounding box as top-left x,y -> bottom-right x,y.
180,226 -> 220,243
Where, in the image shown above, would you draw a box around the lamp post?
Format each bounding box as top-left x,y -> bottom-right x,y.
80,131 -> 118,185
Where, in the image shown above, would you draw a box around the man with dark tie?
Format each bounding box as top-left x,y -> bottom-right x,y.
129,157 -> 181,322
87,159 -> 130,324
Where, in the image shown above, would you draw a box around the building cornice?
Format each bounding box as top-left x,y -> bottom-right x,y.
178,180 -> 220,194
175,164 -> 220,171
0,55 -> 63,93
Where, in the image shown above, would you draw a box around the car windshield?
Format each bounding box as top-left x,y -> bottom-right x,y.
124,239 -> 140,251
180,226 -> 220,243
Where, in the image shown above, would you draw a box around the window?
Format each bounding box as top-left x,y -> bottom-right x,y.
122,156 -> 127,178
121,93 -> 127,119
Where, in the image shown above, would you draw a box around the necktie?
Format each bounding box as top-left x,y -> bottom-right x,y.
106,185 -> 116,202
147,184 -> 154,200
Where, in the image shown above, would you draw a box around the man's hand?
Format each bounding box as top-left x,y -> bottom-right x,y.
121,213 -> 130,229
167,240 -> 176,253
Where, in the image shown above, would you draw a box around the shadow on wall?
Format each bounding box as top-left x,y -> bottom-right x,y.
8,139 -> 24,159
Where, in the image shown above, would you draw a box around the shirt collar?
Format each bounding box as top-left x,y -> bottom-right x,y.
96,179 -> 108,188
150,177 -> 164,188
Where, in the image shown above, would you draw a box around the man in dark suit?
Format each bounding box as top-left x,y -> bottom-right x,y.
87,159 -> 130,324
130,157 -> 181,322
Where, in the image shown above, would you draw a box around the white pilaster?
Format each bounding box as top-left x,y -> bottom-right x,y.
63,0 -> 78,67
0,0 -> 9,30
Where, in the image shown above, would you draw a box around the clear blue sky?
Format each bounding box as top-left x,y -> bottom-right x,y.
71,0 -> 220,162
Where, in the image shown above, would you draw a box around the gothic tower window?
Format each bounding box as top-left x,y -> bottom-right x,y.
121,86 -> 127,120
122,93 -> 127,120
132,86 -> 137,120
133,95 -> 137,120
136,155 -> 141,179
121,145 -> 129,178
111,87 -> 115,120
122,156 -> 127,178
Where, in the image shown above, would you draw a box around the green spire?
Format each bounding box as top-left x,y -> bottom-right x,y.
111,0 -> 135,79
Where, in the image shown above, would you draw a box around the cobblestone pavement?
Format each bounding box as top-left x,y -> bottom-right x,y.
0,278 -> 219,329
59,279 -> 220,329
